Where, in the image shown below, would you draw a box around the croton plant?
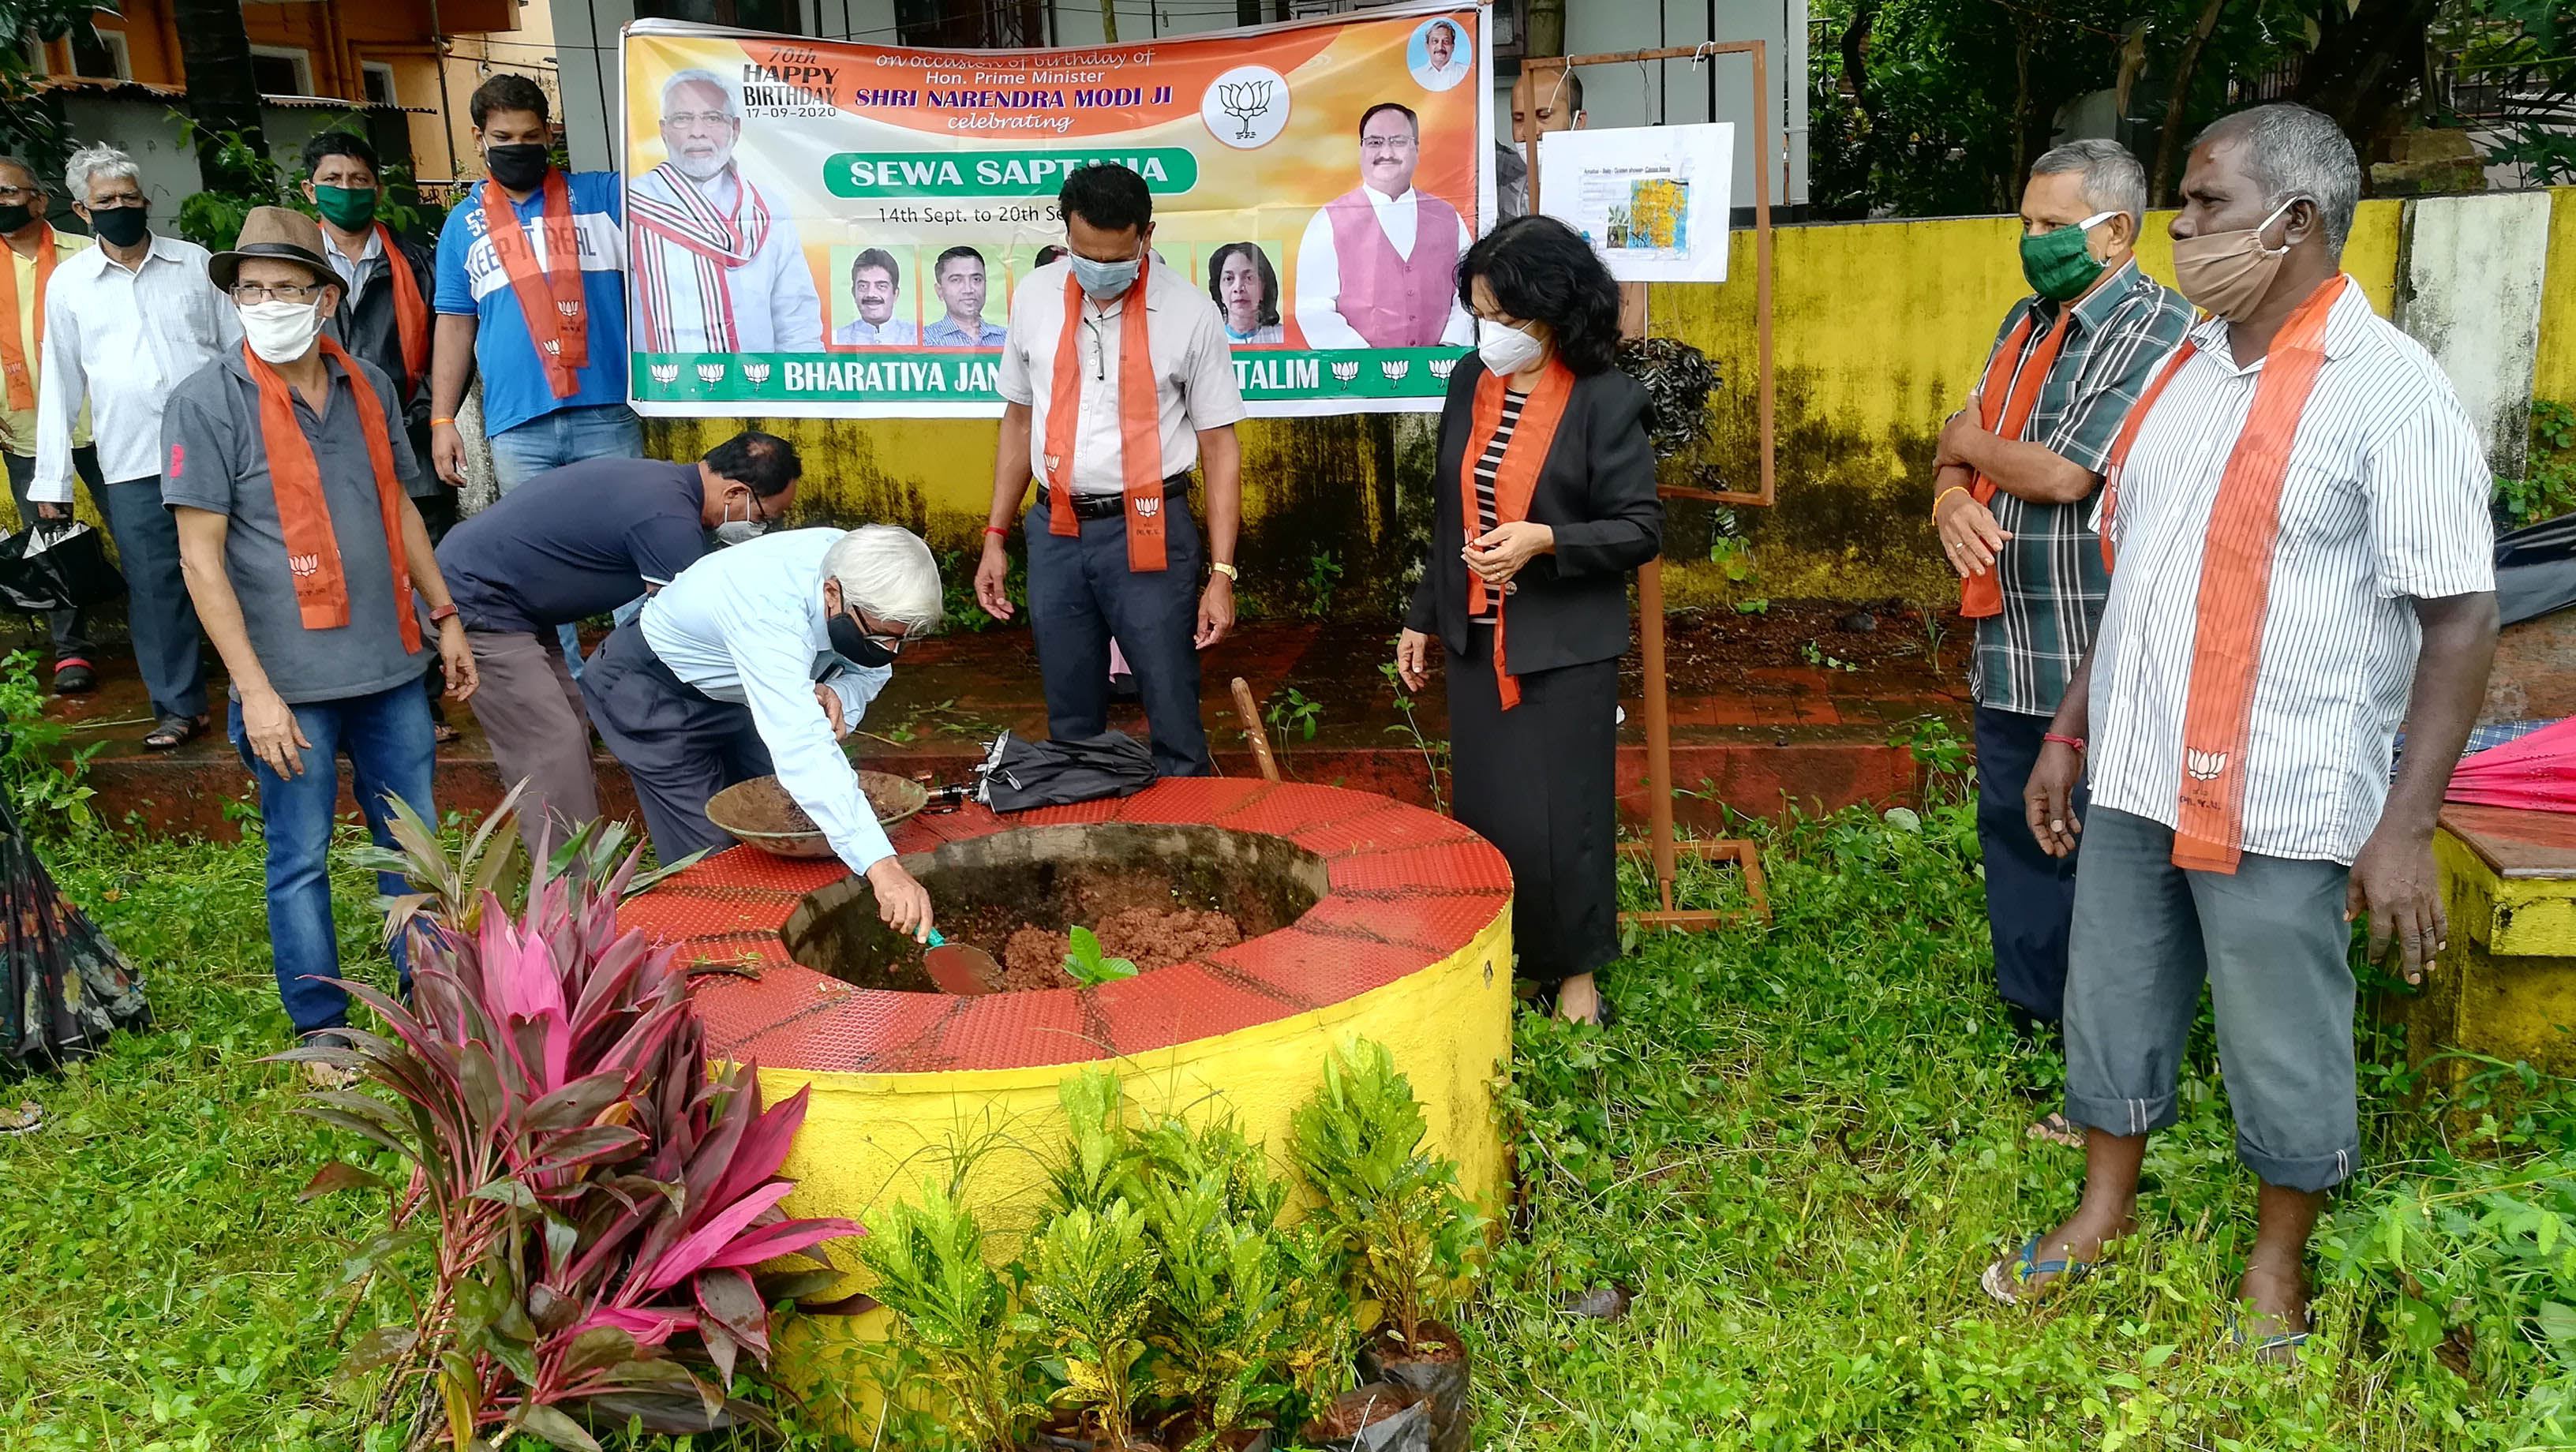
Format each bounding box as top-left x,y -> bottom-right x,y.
278,791 -> 856,1450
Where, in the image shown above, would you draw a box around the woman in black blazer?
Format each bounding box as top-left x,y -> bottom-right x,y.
1397,216 -> 1661,1025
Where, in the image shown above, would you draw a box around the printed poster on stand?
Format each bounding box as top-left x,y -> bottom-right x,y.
1536,121 -> 1734,283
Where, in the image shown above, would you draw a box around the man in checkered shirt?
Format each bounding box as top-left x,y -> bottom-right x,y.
1929,139 -> 2192,1140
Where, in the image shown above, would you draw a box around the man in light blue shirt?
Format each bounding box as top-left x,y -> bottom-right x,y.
580,526 -> 944,935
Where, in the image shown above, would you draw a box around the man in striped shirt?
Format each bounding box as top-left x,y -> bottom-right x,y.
1931,139 -> 2192,1140
1990,105 -> 2498,1355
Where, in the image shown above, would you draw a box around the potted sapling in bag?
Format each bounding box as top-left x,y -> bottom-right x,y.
1015,1199 -> 1165,1450
858,1181 -> 1039,1452
1290,1042 -> 1485,1452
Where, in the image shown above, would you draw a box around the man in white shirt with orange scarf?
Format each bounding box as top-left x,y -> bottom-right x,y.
1986,104 -> 2498,1357
972,163 -> 1246,776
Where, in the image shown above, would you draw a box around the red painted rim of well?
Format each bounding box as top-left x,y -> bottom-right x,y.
620,777 -> 1511,1074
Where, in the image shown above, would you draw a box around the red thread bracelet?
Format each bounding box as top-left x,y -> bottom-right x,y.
983,525 -> 1009,537
2042,732 -> 2086,752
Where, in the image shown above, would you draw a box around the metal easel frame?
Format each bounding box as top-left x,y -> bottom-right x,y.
1520,43 -> 1777,929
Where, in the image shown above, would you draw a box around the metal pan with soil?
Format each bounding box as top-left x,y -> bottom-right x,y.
704,772 -> 929,859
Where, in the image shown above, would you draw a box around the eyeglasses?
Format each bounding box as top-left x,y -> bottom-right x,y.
665,111 -> 734,129
85,196 -> 143,211
231,282 -> 326,304
851,609 -> 910,656
1360,135 -> 1417,153
0,185 -> 33,203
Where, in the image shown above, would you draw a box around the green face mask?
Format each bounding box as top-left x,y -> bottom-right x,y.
2019,211 -> 2117,301
312,184 -> 378,231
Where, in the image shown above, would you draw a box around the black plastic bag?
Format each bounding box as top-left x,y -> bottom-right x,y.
2498,513 -> 2576,627
0,522 -> 123,613
1301,1387 -> 1430,1452
973,731 -> 1156,814
1357,1338 -> 1470,1452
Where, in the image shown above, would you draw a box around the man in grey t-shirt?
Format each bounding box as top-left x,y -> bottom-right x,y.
163,207 -> 477,1080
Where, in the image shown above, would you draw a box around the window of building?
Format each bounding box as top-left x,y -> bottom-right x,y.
634,0 -> 801,32
361,61 -> 398,106
249,45 -> 315,97
69,21 -> 129,80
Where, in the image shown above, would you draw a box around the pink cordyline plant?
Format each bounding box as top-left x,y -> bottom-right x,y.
277,801 -> 856,1450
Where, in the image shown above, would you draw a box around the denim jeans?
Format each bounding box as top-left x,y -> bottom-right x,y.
485,403 -> 644,676
229,682 -> 436,1035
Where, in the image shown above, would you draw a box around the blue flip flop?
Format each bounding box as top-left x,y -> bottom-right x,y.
1982,1232 -> 2095,1306
2224,1306 -> 2312,1359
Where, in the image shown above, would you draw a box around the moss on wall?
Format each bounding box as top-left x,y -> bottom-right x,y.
642,193 -> 2436,615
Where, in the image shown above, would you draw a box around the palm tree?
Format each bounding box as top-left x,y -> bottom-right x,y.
169,0 -> 271,198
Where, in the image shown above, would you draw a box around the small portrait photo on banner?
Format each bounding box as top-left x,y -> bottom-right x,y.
1208,241 -> 1285,346
830,244 -> 919,346
923,244 -> 1008,347
1410,17 -> 1472,92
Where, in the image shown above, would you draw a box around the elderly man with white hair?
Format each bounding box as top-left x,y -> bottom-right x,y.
580,526 -> 944,935
32,143 -> 233,748
629,67 -> 822,354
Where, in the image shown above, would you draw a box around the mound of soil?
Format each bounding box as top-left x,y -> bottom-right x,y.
994,907 -> 1244,991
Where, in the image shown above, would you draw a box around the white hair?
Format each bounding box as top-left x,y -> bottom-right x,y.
825,526 -> 943,636
661,68 -> 740,121
2192,103 -> 2361,254
2030,139 -> 2147,230
64,144 -> 137,204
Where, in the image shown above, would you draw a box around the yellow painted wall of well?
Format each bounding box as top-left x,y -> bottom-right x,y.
2387,822 -> 2576,1090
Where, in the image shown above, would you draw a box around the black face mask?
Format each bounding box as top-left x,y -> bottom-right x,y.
0,204 -> 31,236
484,144 -> 552,193
828,609 -> 897,668
88,204 -> 148,248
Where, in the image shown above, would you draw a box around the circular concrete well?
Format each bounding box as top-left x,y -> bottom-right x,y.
618,777 -> 1514,1424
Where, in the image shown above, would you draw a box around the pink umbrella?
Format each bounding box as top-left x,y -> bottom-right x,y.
2447,718 -> 2576,813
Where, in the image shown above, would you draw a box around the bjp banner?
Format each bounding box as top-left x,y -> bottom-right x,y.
621,3 -> 1491,418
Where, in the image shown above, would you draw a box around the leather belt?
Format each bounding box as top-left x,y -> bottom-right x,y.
1039,473 -> 1191,522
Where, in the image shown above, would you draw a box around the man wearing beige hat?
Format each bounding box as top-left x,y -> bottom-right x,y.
161,206 -> 478,1076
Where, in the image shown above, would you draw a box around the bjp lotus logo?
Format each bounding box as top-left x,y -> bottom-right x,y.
1428,357 -> 1458,380
650,363 -> 680,386
1330,361 -> 1361,386
2185,750 -> 2228,782
543,339 -> 562,357
695,362 -> 726,385
557,301 -> 582,320
1380,360 -> 1411,383
1134,496 -> 1159,519
288,553 -> 320,578
742,361 -> 773,386
1201,65 -> 1290,150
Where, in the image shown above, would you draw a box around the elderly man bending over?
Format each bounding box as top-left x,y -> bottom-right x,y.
1986,103 -> 2499,1357
581,526 -> 943,937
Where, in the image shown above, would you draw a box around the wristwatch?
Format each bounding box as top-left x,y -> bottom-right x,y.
429,604 -> 459,625
1210,561 -> 1238,582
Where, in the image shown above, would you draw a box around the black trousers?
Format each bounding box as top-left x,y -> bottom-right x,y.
1024,488 -> 1210,777
578,622 -> 773,864
1975,704 -> 2087,1025
1447,627 -> 1619,981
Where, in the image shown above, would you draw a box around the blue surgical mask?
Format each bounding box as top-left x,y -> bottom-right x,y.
1069,253 -> 1140,301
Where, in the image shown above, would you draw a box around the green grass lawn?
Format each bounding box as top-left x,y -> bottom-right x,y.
3,793 -> 2572,1450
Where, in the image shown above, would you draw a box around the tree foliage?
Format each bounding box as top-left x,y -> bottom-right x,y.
1809,0 -> 2576,218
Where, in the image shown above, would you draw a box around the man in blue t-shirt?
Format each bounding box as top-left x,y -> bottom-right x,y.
428,73 -> 638,668
436,429 -> 802,854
